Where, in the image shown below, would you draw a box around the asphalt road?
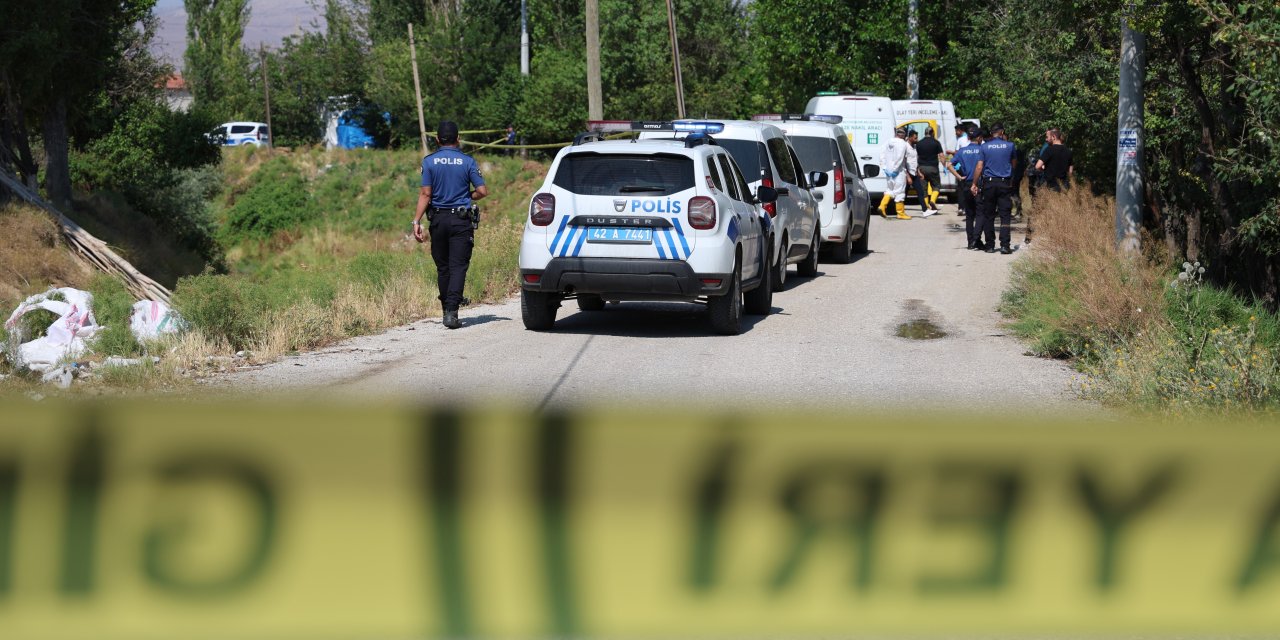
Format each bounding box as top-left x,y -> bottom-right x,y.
225,201 -> 1085,411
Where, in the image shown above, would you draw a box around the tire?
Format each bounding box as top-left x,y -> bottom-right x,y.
770,234 -> 787,290
743,245 -> 773,316
521,289 -> 559,330
576,294 -> 605,311
797,228 -> 821,277
831,216 -> 855,264
707,262 -> 743,335
853,215 -> 870,254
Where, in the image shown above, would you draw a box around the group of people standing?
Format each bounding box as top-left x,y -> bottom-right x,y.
877,121 -> 1075,255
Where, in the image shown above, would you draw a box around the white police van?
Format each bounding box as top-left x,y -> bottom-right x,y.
755,114 -> 874,263
519,121 -> 780,335
209,121 -> 271,147
804,92 -> 892,204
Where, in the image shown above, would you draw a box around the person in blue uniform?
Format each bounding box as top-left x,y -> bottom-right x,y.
969,122 -> 1018,254
413,121 -> 489,329
947,126 -> 985,249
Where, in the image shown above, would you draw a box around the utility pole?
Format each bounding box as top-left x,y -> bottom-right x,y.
907,0 -> 919,99
1116,16 -> 1145,251
665,0 -> 686,118
259,44 -> 273,147
520,0 -> 529,76
409,23 -> 429,157
586,0 -> 602,120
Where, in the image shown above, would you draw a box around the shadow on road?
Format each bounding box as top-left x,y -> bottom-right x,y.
548,301 -> 779,338
459,314 -> 511,328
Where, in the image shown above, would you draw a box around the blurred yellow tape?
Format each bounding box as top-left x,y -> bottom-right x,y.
1,402 -> 1279,639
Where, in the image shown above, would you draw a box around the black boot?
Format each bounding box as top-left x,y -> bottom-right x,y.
443,309 -> 461,329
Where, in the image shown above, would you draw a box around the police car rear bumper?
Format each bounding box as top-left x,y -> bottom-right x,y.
521,258 -> 732,299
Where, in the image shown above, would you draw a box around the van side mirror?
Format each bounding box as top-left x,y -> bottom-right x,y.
808,171 -> 829,187
863,164 -> 880,178
755,186 -> 778,204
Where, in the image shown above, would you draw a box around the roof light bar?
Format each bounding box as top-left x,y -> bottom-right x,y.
751,114 -> 843,124
587,120 -> 724,134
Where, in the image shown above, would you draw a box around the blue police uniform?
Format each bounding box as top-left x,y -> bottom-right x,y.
976,136 -> 1018,252
954,143 -> 985,248
422,146 -> 486,313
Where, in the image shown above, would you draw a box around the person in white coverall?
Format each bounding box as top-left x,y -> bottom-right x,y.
877,127 -> 915,220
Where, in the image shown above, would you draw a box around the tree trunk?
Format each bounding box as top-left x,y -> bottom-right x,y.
41,95 -> 72,211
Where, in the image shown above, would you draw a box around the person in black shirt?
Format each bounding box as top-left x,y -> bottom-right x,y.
1035,128 -> 1073,191
914,127 -> 944,215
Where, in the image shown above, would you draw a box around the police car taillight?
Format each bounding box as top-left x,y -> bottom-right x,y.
687,196 -> 716,230
761,177 -> 777,217
834,166 -> 846,204
530,193 -> 555,226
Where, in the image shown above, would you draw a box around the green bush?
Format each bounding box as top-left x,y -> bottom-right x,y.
222,158 -> 311,242
87,275 -> 141,357
171,274 -> 273,349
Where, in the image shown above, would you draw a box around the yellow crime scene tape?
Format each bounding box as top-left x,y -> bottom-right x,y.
1,402 -> 1278,639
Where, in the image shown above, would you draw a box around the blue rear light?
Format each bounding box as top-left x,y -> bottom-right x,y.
672,121 -> 724,134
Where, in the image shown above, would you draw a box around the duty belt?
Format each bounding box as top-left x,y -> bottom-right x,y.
430,206 -> 471,215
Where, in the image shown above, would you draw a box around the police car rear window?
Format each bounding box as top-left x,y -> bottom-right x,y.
553,154 -> 694,196
716,139 -> 766,181
791,136 -> 837,174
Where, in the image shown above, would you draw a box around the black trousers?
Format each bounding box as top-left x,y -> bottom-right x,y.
429,211 -> 474,311
958,179 -> 978,246
978,178 -> 1015,249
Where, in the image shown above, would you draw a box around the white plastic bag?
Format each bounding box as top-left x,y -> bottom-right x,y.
129,300 -> 183,341
4,288 -> 101,372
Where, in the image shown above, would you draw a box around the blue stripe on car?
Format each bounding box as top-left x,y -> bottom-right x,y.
549,217 -> 570,254
570,227 -> 588,257
672,219 -> 691,258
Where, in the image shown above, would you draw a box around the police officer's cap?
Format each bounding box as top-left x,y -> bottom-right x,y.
437,120 -> 459,144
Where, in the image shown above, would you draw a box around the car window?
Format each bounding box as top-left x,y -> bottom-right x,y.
766,137 -> 798,184
258,125 -> 270,136
726,156 -> 753,202
836,135 -> 862,177
790,136 -> 837,177
230,125 -> 254,134
706,156 -> 725,193
552,153 -> 694,196
716,154 -> 741,201
788,146 -> 810,188
716,138 -> 767,181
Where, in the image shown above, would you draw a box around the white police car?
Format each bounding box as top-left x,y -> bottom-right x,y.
209,121 -> 271,147
519,121 -> 778,335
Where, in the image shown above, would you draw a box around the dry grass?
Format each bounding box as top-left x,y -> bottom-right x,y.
0,204 -> 91,302
1005,187 -> 1170,355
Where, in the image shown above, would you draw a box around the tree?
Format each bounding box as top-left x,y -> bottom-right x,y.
184,0 -> 254,118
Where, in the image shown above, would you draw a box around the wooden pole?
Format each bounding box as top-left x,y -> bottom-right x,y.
586,0 -> 602,120
665,0 -> 685,118
259,45 -> 274,146
409,23 -> 429,157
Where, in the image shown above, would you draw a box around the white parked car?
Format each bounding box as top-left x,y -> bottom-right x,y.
209,121 -> 271,147
757,114 -> 874,262
518,121 -> 778,335
641,120 -> 826,290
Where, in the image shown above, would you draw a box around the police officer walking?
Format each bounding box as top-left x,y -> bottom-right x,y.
947,126 -> 984,247
969,123 -> 1018,254
413,121 -> 488,329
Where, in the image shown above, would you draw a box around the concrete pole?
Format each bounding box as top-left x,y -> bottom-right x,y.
1116,20 -> 1145,251
586,0 -> 603,120
409,23 -> 429,157
666,0 -> 686,118
520,0 -> 529,76
907,0 -> 919,99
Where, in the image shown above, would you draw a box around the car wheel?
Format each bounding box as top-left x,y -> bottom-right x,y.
853,215 -> 870,254
743,245 -> 773,316
797,228 -> 821,277
708,260 -> 742,335
521,289 -> 559,330
831,215 -> 855,264
770,234 -> 787,290
576,294 -> 605,311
